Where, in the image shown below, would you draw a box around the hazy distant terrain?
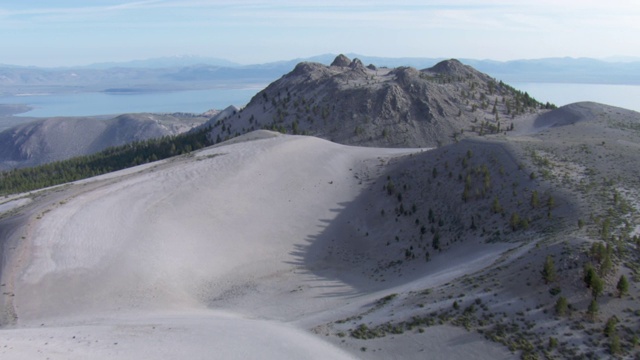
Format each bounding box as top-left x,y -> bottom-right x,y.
0,104 -> 31,117
1,55 -> 639,98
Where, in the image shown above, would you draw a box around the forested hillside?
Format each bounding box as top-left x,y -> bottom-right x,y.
0,126 -> 212,195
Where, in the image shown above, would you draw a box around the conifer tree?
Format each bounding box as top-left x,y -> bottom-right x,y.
555,296 -> 568,316
584,263 -> 596,288
510,213 -> 520,231
610,333 -> 621,355
491,196 -> 502,214
604,316 -> 618,337
591,273 -> 604,299
542,255 -> 556,284
617,275 -> 629,297
531,190 -> 539,208
587,299 -> 599,321
600,251 -> 613,276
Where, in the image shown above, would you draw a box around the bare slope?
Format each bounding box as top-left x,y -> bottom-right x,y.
0,113 -> 207,170
205,54 -> 551,148
0,132 -> 514,359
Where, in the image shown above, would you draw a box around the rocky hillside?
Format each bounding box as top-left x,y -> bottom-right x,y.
205,54 -> 553,148
312,101 -> 640,359
0,113 -> 207,170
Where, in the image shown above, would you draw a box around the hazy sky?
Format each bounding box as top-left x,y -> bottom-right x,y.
1,0 -> 639,67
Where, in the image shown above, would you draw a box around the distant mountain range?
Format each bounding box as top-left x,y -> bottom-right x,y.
84,55 -> 242,69
1,55 -> 639,98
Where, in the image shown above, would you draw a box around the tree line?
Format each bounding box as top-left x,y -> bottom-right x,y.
0,126 -> 213,196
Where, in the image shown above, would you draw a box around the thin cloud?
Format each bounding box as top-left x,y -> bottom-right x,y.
0,1 -> 163,17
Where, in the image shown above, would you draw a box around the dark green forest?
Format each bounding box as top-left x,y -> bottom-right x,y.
0,126 -> 213,196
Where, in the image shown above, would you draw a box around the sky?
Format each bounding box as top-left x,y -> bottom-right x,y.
1,0 -> 639,67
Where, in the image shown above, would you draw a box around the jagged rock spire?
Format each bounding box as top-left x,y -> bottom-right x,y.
349,58 -> 364,70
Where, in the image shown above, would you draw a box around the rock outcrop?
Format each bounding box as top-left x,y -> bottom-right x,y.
330,54 -> 352,67
205,55 -> 548,148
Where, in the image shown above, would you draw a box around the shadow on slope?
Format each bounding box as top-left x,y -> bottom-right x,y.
0,213 -> 29,326
534,101 -> 605,129
287,138 -> 578,297
530,101 -> 638,131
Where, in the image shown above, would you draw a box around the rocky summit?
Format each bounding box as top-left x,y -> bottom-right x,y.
206,54 -> 552,148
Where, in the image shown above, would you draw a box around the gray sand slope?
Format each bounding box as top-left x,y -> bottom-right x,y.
0,131 -> 512,359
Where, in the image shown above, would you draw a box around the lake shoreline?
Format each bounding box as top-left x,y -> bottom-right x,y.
511,82 -> 640,112
1,82 -> 637,119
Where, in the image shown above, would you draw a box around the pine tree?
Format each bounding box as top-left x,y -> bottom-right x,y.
610,333 -> 621,355
617,275 -> 629,297
491,196 -> 502,214
510,213 -> 521,231
604,316 -> 618,337
462,186 -> 470,203
432,231 -> 441,250
590,242 -> 606,263
542,255 -> 557,284
601,218 -> 611,241
531,190 -> 539,208
591,273 -> 604,299
555,296 -> 568,316
600,251 -> 613,276
584,263 -> 596,288
386,180 -> 395,195
547,195 -> 555,209
587,299 -> 599,321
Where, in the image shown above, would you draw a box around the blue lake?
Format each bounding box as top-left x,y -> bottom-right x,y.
0,86 -> 265,117
511,83 -> 640,112
1,82 -> 638,118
